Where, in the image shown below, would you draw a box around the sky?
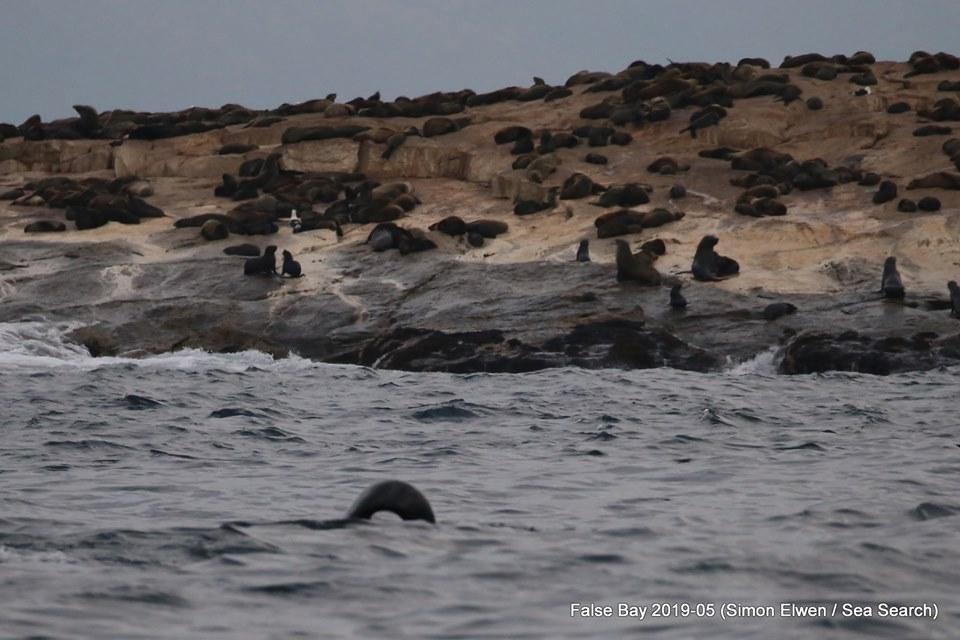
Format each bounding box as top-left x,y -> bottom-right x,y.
2,0 -> 959,124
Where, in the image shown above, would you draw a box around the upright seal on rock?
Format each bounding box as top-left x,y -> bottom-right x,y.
949,281 -> 960,318
243,245 -> 277,276
669,284 -> 687,309
576,239 -> 590,262
880,257 -> 905,299
615,239 -> 661,285
691,235 -> 739,281
281,250 -> 303,278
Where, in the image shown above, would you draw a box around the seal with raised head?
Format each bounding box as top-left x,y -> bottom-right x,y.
243,245 -> 277,276
880,257 -> 905,299
281,250 -> 303,278
615,239 -> 661,285
576,239 -> 590,262
692,235 -> 739,281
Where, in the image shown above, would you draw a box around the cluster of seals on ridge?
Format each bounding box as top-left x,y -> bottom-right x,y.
10,175 -> 163,232
202,161 -> 421,238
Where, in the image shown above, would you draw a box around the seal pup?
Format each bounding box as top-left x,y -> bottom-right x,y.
243,245 -> 277,276
576,239 -> 590,262
289,208 -> 302,232
691,235 -> 739,281
880,257 -> 905,299
669,284 -> 687,309
949,281 -> 960,318
615,239 -> 661,285
281,250 -> 303,278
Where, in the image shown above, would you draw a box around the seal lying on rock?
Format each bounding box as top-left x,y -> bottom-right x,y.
907,172 -> 960,190
24,220 -> 66,233
224,244 -> 260,257
763,302 -> 798,321
366,223 -> 437,254
692,235 -> 739,281
243,245 -> 277,276
880,257 -> 905,299
615,239 -> 661,285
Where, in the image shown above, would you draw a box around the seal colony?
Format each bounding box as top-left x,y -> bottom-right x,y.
3,52 -> 960,375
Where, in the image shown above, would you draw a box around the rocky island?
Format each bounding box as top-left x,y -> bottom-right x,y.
2,52 -> 960,374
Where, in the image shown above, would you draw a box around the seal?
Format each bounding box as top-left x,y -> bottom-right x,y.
576,239 -> 590,262
906,172 -> 960,190
465,219 -> 508,238
429,216 -> 467,236
347,480 -> 435,523
762,302 -> 797,321
514,187 -> 558,216
692,235 -> 739,281
224,244 -> 260,257
897,199 -> 918,212
917,196 -> 941,212
880,257 -> 905,299
24,220 -> 66,233
949,281 -> 960,318
201,219 -> 229,241
669,283 -> 687,309
585,153 -> 608,165
873,180 -> 897,204
615,239 -> 661,285
243,245 -> 277,276
561,173 -> 602,200
281,250 -> 303,278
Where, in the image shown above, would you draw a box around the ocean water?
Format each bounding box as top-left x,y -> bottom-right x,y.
0,322 -> 958,639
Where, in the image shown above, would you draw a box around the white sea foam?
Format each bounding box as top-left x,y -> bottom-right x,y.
0,321 -> 318,373
726,346 -> 781,376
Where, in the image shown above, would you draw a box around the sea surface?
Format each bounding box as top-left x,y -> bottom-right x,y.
0,321 -> 958,640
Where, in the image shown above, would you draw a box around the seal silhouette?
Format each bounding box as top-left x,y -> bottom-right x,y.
880,257 -> 905,299
576,239 -> 590,262
669,284 -> 687,309
948,281 -> 960,318
281,250 -> 303,278
243,245 -> 277,276
692,235 -> 739,281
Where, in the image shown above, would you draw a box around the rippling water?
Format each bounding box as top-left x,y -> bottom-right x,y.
1,322 -> 958,639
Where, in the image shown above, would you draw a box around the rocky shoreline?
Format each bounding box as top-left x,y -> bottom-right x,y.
2,55 -> 960,374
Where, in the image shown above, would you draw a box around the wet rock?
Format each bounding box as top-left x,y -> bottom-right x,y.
779,331 -> 960,375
